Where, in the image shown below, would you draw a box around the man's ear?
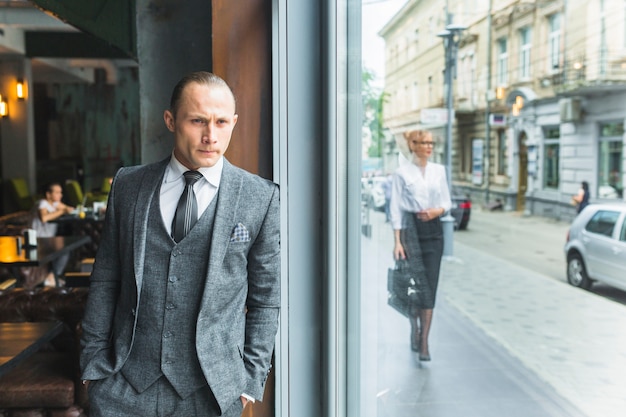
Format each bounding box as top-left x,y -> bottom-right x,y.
164,109 -> 175,132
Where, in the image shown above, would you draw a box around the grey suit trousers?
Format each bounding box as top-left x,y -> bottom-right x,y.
88,372 -> 244,417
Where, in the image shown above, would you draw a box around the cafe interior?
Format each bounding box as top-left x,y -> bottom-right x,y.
0,1 -> 276,416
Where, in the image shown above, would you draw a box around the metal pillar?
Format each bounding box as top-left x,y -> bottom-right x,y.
437,23 -> 466,257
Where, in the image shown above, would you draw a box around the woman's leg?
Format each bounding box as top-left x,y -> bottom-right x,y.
418,309 -> 433,360
408,305 -> 421,352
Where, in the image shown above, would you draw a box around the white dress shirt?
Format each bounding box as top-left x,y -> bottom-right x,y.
389,161 -> 452,230
160,153 -> 222,234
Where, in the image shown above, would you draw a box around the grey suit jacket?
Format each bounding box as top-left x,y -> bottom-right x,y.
80,157 -> 280,410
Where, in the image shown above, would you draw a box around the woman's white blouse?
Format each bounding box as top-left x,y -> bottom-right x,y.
390,161 -> 452,230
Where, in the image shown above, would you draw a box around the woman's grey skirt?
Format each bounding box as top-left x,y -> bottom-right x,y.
399,212 -> 444,309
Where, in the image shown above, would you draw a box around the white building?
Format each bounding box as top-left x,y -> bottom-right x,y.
380,0 -> 626,220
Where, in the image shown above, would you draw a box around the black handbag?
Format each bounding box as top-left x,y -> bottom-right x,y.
387,260 -> 418,318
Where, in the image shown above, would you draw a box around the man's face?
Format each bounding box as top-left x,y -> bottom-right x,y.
164,83 -> 238,170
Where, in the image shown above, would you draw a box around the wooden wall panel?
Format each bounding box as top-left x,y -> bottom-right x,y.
212,0 -> 273,180
212,2 -> 275,417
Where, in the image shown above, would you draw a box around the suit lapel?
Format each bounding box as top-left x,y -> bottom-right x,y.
208,159 -> 243,271
133,158 -> 169,289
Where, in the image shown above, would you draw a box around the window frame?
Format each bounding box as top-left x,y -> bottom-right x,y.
597,122 -> 624,199
496,129 -> 507,176
496,37 -> 508,86
548,13 -> 561,73
543,126 -> 560,189
519,26 -> 532,80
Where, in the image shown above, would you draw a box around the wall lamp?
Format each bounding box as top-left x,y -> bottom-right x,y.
16,79 -> 25,100
0,95 -> 8,118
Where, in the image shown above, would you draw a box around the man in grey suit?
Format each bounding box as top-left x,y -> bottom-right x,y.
80,71 -> 280,416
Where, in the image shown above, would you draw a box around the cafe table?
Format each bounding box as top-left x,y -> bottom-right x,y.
54,211 -> 104,259
0,235 -> 91,268
0,321 -> 64,377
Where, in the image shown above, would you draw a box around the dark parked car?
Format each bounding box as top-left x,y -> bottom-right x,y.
450,187 -> 471,230
564,203 -> 626,291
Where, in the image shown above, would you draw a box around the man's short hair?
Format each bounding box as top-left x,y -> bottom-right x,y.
169,71 -> 236,118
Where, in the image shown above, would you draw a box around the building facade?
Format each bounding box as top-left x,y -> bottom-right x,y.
380,0 -> 626,220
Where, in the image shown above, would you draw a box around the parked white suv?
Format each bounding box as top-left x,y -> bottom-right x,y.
565,203 -> 626,291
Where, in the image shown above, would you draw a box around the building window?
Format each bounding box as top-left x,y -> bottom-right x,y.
548,13 -> 561,72
497,38 -> 508,86
496,129 -> 507,175
543,127 -> 560,188
428,75 -> 433,105
411,81 -> 419,110
470,52 -> 476,105
598,122 -> 624,199
461,137 -> 473,176
519,27 -> 532,79
429,16 -> 435,46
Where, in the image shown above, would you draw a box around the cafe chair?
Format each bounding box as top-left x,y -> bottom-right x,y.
4,177 -> 36,212
63,180 -> 88,208
99,176 -> 112,195
64,180 -> 108,208
0,210 -> 31,235
0,287 -> 89,416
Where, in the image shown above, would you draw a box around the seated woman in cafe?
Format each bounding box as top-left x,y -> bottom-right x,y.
25,182 -> 75,287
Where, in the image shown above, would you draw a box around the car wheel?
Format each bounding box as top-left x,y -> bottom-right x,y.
567,253 -> 592,290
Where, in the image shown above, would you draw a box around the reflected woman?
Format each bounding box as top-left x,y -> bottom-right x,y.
390,130 -> 451,361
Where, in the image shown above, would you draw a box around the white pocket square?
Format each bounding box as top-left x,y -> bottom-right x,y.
230,223 -> 251,242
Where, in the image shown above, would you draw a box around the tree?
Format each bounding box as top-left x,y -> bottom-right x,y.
362,68 -> 388,158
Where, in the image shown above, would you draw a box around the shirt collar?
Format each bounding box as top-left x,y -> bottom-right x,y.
166,153 -> 223,188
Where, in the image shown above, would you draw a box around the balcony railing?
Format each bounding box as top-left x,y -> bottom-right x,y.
555,52 -> 626,93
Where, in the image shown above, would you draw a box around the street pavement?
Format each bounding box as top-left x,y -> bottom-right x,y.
362,207 -> 626,417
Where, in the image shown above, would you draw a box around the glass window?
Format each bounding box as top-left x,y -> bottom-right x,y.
543,127 -> 559,188
519,27 -> 532,79
411,81 -> 419,110
548,14 -> 561,72
598,122 -> 624,199
497,129 -> 507,175
461,136 -> 473,175
497,38 -> 508,85
585,210 -> 620,237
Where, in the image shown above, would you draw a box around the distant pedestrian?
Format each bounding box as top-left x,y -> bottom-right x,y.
390,129 -> 451,361
571,181 -> 590,214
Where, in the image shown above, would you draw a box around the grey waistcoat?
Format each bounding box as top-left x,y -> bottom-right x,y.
121,185 -> 218,399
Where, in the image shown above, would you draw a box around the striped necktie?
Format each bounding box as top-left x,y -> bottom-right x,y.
171,170 -> 202,242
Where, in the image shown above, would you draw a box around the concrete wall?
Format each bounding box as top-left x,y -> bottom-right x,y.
0,57 -> 36,210
135,0 -> 213,165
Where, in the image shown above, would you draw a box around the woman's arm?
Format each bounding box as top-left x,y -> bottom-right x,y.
38,202 -> 73,223
394,229 -> 405,260
572,188 -> 584,204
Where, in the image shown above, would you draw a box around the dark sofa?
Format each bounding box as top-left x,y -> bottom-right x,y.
0,287 -> 89,417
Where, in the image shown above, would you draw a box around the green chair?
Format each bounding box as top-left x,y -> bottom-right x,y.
6,178 -> 35,211
64,180 -> 85,207
100,177 -> 112,194
64,180 -> 108,207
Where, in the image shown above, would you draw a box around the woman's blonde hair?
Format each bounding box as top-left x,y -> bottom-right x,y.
403,129 -> 432,143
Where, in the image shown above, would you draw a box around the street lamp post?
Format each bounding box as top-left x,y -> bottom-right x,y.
437,23 -> 466,258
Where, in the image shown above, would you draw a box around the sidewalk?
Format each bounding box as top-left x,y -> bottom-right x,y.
364,209 -> 626,417
441,240 -> 626,417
